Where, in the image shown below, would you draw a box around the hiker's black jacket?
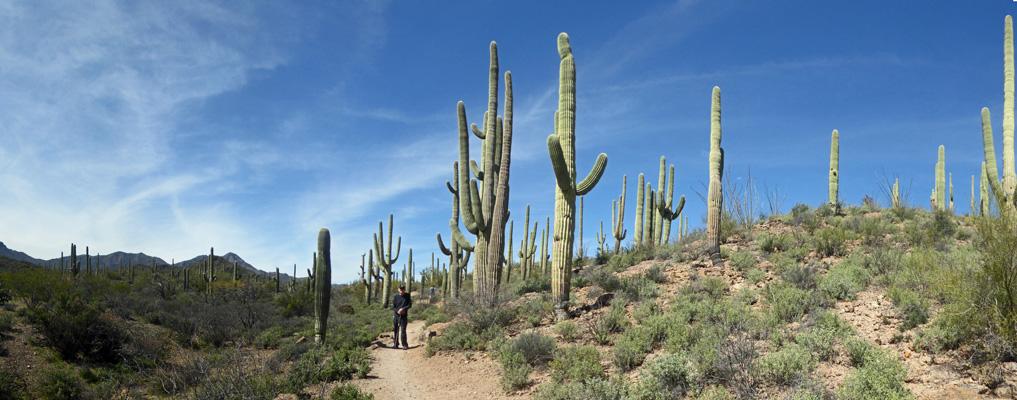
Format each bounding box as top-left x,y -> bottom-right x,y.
392,292 -> 412,315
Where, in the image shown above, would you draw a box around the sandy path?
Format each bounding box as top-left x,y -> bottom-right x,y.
351,320 -> 524,400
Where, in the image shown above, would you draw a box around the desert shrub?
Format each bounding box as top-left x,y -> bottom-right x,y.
781,264 -> 821,291
644,264 -> 668,283
633,300 -> 661,323
274,289 -> 314,318
744,268 -> 766,285
554,320 -> 580,342
513,332 -> 556,366
730,249 -> 757,271
627,353 -> 697,400
819,259 -> 870,301
533,377 -> 629,400
590,268 -> 621,293
0,280 -> 10,307
330,384 -> 375,400
498,348 -> 532,391
516,275 -> 552,296
886,287 -> 928,331
609,245 -> 654,272
763,282 -> 824,323
549,345 -> 606,383
759,343 -> 815,385
618,275 -> 659,302
844,338 -> 874,367
283,345 -> 369,393
598,299 -> 630,334
836,348 -> 912,400
0,363 -> 29,400
37,364 -> 85,400
253,325 -> 290,349
689,275 -> 728,298
26,291 -> 134,364
445,294 -> 515,332
795,326 -> 839,362
654,241 -> 696,262
812,227 -> 848,258
518,296 -> 553,328
758,233 -> 791,254
975,208 -> 1017,353
425,321 -> 492,355
612,326 -> 653,372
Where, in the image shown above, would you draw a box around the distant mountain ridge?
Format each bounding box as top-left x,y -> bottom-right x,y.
0,241 -> 298,281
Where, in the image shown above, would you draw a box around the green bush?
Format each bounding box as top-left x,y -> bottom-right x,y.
844,338 -> 874,367
975,208 -> 1017,352
781,264 -> 820,291
274,290 -> 314,318
425,321 -> 489,355
533,377 -> 629,400
253,325 -> 289,349
744,268 -> 766,285
763,282 -> 824,323
549,345 -> 605,383
886,288 -> 928,331
513,332 -> 556,366
37,364 -> 85,400
516,275 -> 552,296
836,349 -> 912,400
330,384 -> 375,400
0,364 -> 29,400
27,292 -> 132,364
590,268 -> 621,293
633,300 -> 661,324
819,259 -> 870,301
729,249 -> 757,271
627,353 -> 697,400
759,343 -> 815,385
812,227 -> 849,258
618,275 -> 659,302
498,348 -> 532,391
758,233 -> 791,254
611,326 -> 653,372
554,320 -> 580,342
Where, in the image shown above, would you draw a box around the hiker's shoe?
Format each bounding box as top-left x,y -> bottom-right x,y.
402,344 -> 409,349
392,342 -> 398,348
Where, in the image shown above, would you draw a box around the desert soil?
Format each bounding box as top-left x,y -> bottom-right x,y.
351,320 -> 523,400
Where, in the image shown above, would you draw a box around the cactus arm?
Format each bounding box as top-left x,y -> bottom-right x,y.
437,233 -> 453,256
983,108 -> 1007,203
471,122 -> 486,139
547,134 -> 571,191
576,153 -> 608,196
457,102 -> 480,234
469,160 -> 484,181
449,220 -> 476,252
468,179 -> 486,233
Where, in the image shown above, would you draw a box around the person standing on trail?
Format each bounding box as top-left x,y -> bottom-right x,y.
392,284 -> 412,349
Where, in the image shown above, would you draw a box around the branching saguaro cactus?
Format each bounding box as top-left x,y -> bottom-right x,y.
706,87 -> 724,266
517,205 -> 536,280
314,228 -> 331,344
448,42 -> 514,303
655,156 -> 686,246
360,253 -> 372,303
373,214 -> 401,308
634,174 -> 645,246
547,32 -> 608,321
437,162 -> 472,300
982,16 -> 1017,207
612,175 -> 627,253
206,247 -> 214,293
829,129 -> 839,207
596,220 -> 606,255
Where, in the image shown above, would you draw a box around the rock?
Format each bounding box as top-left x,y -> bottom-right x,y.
995,385 -> 1012,398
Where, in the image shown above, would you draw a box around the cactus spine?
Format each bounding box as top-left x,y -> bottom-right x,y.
437,162 -> 472,300
829,129 -> 839,206
314,228 -> 331,344
547,32 -> 608,320
634,174 -> 645,246
447,41 -> 514,303
936,145 -> 946,211
373,214 -> 401,308
656,158 -> 685,245
612,175 -> 627,253
706,87 -> 724,265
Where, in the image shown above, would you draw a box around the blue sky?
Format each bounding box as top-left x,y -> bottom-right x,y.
1,1 -> 1014,283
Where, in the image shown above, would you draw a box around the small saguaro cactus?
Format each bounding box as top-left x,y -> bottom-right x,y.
547,32 -> 608,321
829,129 -> 839,207
949,173 -> 954,214
207,247 -> 214,293
517,205 -> 536,280
634,173 -> 645,246
374,214 -> 401,308
612,175 -> 627,254
706,87 -> 724,266
86,247 -> 90,275
595,220 -> 606,254
314,228 -> 331,344
540,218 -> 548,275
276,267 -> 281,293
70,244 -> 78,276
892,178 -> 901,209
655,157 -> 686,246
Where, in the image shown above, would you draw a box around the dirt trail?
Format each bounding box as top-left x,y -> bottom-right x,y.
351,320 -> 523,400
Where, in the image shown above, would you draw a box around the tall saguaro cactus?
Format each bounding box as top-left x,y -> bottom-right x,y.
448,41 -> 514,304
829,129 -> 839,207
612,175 -> 627,253
982,16 -> 1017,208
634,173 -> 645,246
706,87 -> 724,266
374,214 -> 401,308
437,162 -> 472,300
547,32 -> 608,321
936,145 -> 946,211
70,244 -> 78,276
314,228 -> 331,344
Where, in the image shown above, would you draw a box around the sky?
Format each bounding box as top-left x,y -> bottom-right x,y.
1,1 -> 1015,284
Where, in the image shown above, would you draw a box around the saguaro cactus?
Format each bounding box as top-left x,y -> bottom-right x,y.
207,247 -> 214,293
448,42 -> 514,303
656,157 -> 685,245
981,162 -> 990,215
949,173 -> 954,213
506,220 -> 513,283
577,196 -> 584,257
634,174 -> 645,246
547,32 -> 608,321
314,228 -> 331,344
892,178 -> 901,209
517,205 -> 536,280
981,16 -> 1017,208
643,184 -> 655,248
612,175 -> 627,253
706,87 -> 724,266
596,221 -> 607,255
437,162 -> 472,300
829,129 -> 839,207
936,145 -> 946,211
70,244 -> 78,276
374,214 -> 401,308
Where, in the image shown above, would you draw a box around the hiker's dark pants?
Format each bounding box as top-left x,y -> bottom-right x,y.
393,313 -> 408,347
